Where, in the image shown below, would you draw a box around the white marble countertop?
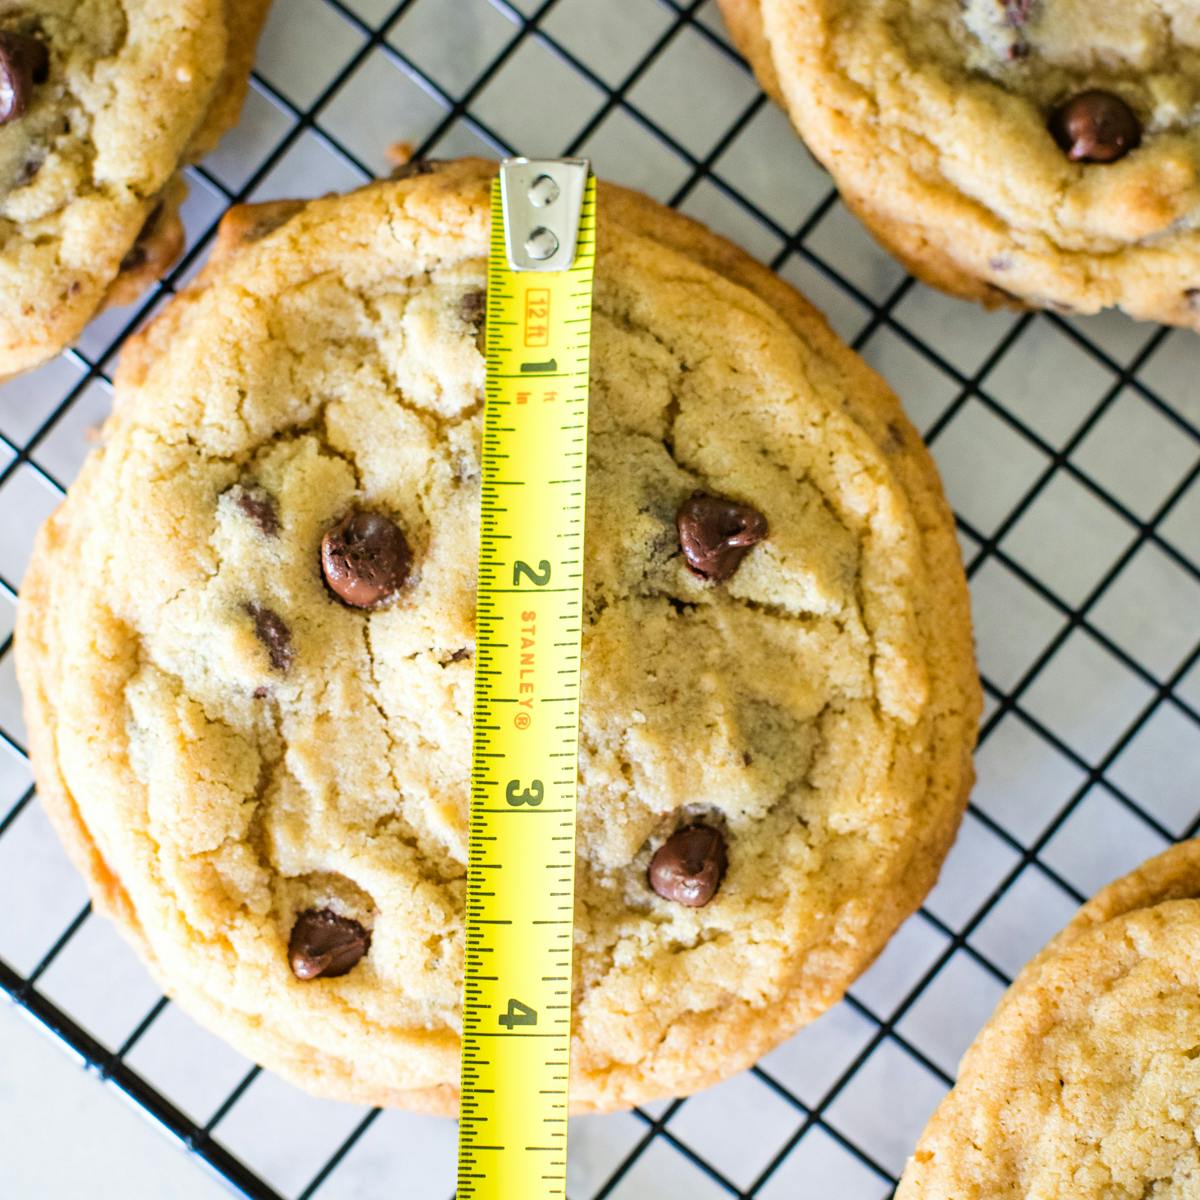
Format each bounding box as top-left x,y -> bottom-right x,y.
0,1001 -> 228,1199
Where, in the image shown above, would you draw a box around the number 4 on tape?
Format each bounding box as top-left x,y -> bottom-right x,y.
499,999 -> 538,1030
456,158 -> 596,1200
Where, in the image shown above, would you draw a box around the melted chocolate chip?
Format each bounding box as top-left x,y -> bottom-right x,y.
390,158 -> 441,181
321,510 -> 412,608
232,485 -> 279,537
676,492 -> 768,582
459,289 -> 486,329
246,603 -> 293,672
648,825 -> 727,907
1049,91 -> 1141,163
0,31 -> 49,126
119,203 -> 164,274
448,647 -> 471,663
288,909 -> 370,980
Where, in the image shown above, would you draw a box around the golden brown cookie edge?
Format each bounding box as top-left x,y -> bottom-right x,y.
23,159 -> 980,1115
895,840 -> 1200,1198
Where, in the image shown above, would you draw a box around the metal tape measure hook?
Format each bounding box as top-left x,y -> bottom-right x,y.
499,158 -> 590,272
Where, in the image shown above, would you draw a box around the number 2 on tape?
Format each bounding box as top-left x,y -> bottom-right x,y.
456,159 -> 596,1200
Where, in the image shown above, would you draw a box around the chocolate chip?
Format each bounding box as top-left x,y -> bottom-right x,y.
988,255 -> 1013,271
1049,90 -> 1141,163
232,484 -> 279,537
390,158 -> 440,181
648,825 -> 727,907
321,510 -> 412,609
119,203 -> 164,273
448,647 -> 471,662
459,289 -> 486,329
1185,288 -> 1200,312
676,492 -> 768,582
245,603 -> 293,672
0,31 -> 48,126
253,686 -> 269,699
288,909 -> 370,980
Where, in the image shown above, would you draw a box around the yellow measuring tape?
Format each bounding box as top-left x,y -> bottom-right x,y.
457,160 -> 596,1200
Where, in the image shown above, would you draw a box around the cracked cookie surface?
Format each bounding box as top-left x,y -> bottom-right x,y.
898,841 -> 1200,1200
0,0 -> 271,378
720,0 -> 1200,328
16,160 -> 980,1113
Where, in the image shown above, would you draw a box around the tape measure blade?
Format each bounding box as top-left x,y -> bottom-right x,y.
457,171 -> 596,1200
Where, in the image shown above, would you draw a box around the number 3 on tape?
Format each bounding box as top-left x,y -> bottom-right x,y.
456,159 -> 595,1200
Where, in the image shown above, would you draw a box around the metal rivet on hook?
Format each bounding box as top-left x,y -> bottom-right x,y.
528,174 -> 560,207
524,226 -> 559,261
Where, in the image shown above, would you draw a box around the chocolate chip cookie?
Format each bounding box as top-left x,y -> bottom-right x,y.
720,0 -> 1200,327
16,160 -> 980,1113
0,1 -> 272,378
898,842 -> 1200,1200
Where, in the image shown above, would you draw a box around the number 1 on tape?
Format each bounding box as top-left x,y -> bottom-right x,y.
456,160 -> 596,1199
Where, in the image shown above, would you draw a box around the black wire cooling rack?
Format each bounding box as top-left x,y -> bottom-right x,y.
2,2 -> 1199,1197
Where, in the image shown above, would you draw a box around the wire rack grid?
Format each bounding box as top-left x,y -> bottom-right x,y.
1,1 -> 1199,1197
